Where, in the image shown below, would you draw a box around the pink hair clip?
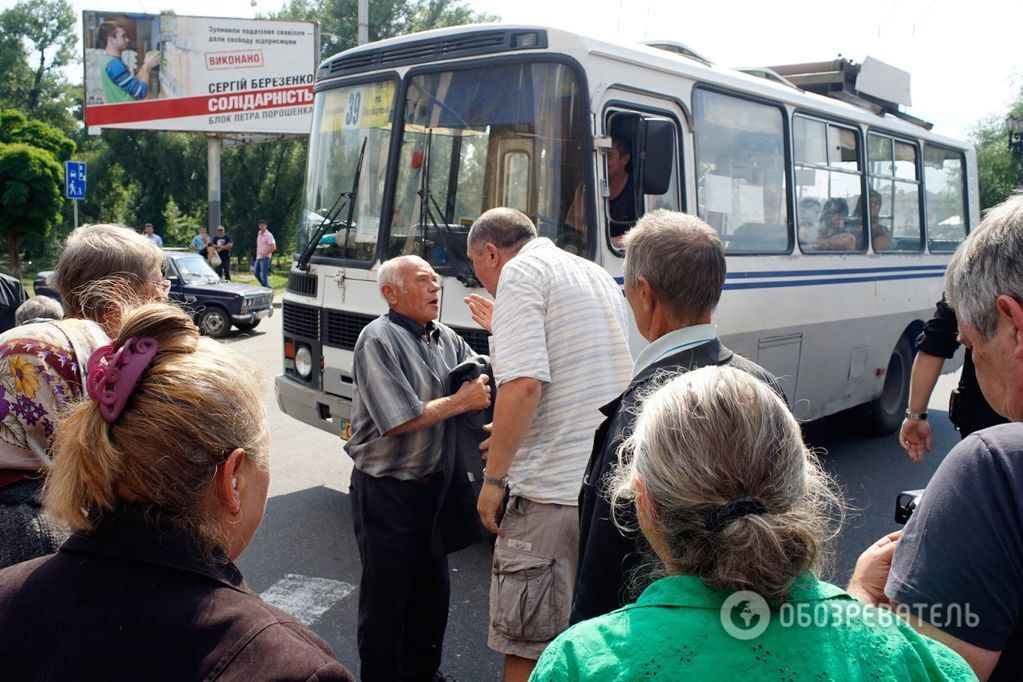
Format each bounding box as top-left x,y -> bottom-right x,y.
87,337 -> 159,423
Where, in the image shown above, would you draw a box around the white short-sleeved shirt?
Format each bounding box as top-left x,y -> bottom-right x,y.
491,238 -> 632,505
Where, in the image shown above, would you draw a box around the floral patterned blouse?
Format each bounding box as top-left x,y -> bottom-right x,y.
0,318 -> 108,475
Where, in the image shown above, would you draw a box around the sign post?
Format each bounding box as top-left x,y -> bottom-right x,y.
64,161 -> 87,230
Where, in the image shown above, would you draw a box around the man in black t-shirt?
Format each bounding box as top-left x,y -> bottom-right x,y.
212,225 -> 233,281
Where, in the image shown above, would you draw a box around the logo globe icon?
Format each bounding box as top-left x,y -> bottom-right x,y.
720,590 -> 770,640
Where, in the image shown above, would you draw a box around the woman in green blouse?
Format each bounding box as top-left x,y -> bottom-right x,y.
531,366 -> 974,682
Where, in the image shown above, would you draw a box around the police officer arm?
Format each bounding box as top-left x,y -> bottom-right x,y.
384,374 -> 490,437
899,351 -> 945,463
476,377 -> 543,537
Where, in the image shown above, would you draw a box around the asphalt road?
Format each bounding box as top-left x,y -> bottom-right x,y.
228,311 -> 963,681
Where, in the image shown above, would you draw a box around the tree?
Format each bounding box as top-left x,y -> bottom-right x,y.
276,0 -> 496,60
0,0 -> 78,133
161,197 -> 195,247
1,110 -> 74,163
221,138 -> 309,260
0,144 -> 62,277
971,83 -> 1023,212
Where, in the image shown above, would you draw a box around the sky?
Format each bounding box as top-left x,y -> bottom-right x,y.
8,0 -> 1022,139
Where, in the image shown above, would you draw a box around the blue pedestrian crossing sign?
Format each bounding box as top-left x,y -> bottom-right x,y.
64,161 -> 86,200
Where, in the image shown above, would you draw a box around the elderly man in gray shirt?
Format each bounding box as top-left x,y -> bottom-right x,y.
344,255 -> 491,682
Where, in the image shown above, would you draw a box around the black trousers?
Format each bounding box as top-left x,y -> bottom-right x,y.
216,255 -> 232,281
351,468 -> 449,682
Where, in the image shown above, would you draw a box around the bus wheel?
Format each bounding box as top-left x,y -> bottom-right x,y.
865,335 -> 914,435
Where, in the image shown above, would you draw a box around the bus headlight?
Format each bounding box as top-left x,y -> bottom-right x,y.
295,345 -> 313,378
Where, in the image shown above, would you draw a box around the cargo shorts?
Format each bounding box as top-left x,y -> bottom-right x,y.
487,495 -> 579,660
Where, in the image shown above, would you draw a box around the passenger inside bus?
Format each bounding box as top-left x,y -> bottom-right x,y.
850,189 -> 893,252
807,197 -> 860,251
564,128 -> 637,249
797,197 -> 821,233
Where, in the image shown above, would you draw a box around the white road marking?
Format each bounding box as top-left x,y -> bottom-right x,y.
260,574 -> 356,626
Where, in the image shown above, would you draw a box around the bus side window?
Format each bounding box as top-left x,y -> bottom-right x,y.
693,89 -> 789,254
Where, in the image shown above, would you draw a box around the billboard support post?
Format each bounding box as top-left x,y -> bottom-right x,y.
358,0 -> 368,44
208,135 -> 222,230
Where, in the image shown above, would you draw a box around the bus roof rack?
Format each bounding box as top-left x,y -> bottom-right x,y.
736,67 -> 800,90
641,40 -> 713,67
763,56 -> 933,130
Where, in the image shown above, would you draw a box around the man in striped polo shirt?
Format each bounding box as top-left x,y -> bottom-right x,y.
465,208 -> 632,681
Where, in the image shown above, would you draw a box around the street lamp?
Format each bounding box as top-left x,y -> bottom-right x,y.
1008,114 -> 1023,187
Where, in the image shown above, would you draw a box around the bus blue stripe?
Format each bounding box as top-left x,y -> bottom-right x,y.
726,265 -> 946,279
723,271 -> 943,290
612,264 -> 946,290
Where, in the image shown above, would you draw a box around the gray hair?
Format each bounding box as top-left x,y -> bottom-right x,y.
53,224 -> 166,322
610,365 -> 842,601
377,255 -> 428,297
15,296 -> 64,326
622,209 -> 726,321
467,207 -> 537,253
945,193 -> 1023,339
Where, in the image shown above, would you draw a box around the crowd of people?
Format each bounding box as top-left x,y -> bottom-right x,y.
138,220 -> 276,286
0,194 -> 1021,681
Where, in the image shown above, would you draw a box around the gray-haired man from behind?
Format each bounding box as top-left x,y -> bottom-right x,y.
572,209 -> 785,624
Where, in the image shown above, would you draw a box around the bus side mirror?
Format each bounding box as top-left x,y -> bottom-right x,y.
639,119 -> 674,196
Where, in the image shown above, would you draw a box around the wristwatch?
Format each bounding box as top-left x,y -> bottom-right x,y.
482,469 -> 508,488
905,410 -> 928,421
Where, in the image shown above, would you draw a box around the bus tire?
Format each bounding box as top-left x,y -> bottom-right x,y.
864,335 -> 914,435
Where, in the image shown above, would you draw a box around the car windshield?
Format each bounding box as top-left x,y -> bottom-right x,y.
172,254 -> 220,284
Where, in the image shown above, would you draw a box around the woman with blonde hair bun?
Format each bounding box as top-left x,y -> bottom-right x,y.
0,302 -> 354,680
531,366 -> 974,681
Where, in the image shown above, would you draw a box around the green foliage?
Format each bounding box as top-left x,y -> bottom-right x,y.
971,84 -> 1023,212
161,197 -> 196,247
221,138 -> 308,258
0,143 -> 62,276
0,110 -> 75,162
0,0 -> 78,133
276,0 -> 496,60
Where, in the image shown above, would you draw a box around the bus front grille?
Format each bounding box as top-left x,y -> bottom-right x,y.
325,311 -> 376,350
287,272 -> 318,296
282,301 -> 320,339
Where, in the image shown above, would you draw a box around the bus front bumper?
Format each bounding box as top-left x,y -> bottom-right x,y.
275,374 -> 352,439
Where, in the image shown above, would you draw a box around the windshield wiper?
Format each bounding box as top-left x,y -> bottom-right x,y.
297,137 -> 368,271
416,130 -> 480,288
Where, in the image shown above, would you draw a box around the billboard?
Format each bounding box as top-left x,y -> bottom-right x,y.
83,12 -> 317,134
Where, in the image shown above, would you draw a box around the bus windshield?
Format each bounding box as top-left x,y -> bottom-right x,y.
298,79 -> 397,261
387,62 -> 590,267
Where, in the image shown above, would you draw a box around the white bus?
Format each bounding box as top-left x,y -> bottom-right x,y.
275,25 -> 977,438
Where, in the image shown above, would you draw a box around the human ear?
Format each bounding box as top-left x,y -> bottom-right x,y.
217,448 -> 247,515
996,295 -> 1023,357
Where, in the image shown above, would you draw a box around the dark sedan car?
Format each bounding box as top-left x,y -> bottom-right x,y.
165,250 -> 273,337
33,251 -> 274,338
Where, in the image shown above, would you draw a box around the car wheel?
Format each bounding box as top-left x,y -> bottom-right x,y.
864,335 -> 914,435
236,319 -> 261,332
198,306 -> 230,338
